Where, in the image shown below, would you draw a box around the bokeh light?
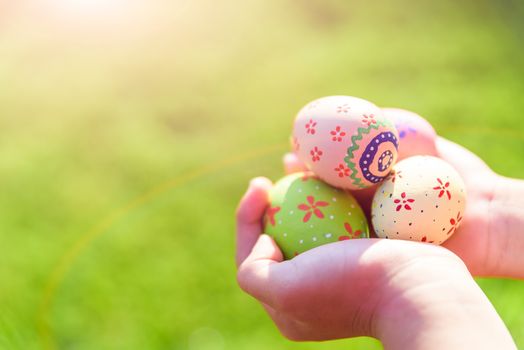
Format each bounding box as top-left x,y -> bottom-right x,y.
48,0 -> 133,16
0,1 -> 523,349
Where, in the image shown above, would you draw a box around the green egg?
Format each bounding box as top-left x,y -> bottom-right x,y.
264,172 -> 369,260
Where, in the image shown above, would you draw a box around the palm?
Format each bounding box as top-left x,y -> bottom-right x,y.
435,137 -> 498,275
283,137 -> 500,276
249,239 -> 465,341
235,178 -> 470,341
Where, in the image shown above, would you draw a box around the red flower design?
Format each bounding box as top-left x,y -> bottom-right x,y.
447,212 -> 463,235
339,222 -> 362,241
334,163 -> 350,177
421,236 -> 434,243
362,114 -> 377,126
388,170 -> 403,183
330,126 -> 346,142
393,192 -> 415,211
298,196 -> 329,222
433,178 -> 451,200
310,147 -> 323,162
337,104 -> 350,114
305,119 -> 317,134
266,206 -> 281,226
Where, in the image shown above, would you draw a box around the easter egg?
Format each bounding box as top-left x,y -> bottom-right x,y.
264,172 -> 369,260
382,108 -> 437,161
292,96 -> 399,190
371,156 -> 466,245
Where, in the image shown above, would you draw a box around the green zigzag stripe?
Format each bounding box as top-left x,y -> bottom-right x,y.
344,121 -> 393,188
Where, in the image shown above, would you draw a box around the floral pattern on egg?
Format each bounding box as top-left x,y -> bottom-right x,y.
293,96 -> 399,190
264,172 -> 369,260
371,156 -> 467,245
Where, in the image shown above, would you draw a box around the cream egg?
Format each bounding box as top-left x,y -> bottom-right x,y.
371,156 -> 466,245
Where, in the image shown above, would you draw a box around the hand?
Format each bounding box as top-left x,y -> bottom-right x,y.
435,137 -> 524,278
235,179 -> 516,349
284,137 -> 524,278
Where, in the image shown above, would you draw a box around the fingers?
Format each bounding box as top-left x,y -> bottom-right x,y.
436,136 -> 492,177
237,234 -> 284,306
283,152 -> 308,174
236,177 -> 273,267
242,234 -> 284,265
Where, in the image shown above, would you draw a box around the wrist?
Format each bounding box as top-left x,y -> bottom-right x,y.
374,253 -> 516,350
486,175 -> 524,278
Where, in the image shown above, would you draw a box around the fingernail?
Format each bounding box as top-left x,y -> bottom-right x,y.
249,177 -> 270,188
249,177 -> 261,188
283,153 -> 294,162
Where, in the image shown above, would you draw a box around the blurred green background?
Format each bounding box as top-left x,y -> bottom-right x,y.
1,0 -> 523,349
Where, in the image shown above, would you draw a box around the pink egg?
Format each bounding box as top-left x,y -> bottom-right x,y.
382,108 -> 437,161
292,96 -> 399,190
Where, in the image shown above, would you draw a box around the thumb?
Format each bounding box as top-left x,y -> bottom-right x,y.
244,234 -> 284,265
237,234 -> 285,307
236,177 -> 273,267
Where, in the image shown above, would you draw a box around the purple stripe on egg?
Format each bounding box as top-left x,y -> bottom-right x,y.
359,132 -> 399,183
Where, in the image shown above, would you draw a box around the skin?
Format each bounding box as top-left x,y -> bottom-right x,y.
235,137 -> 521,349
435,138 -> 524,278
284,137 -> 524,278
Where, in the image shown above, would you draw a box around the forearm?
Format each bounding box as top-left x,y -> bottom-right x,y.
376,269 -> 516,350
488,176 -> 524,278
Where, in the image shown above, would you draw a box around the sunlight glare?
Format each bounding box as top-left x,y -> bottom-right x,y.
48,0 -> 138,20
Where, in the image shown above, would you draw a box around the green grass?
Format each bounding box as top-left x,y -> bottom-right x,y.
0,0 -> 523,348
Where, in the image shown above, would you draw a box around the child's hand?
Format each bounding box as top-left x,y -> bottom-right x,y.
283,137 -> 524,278
435,137 -> 524,278
236,179 -> 516,349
